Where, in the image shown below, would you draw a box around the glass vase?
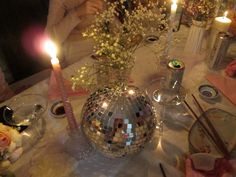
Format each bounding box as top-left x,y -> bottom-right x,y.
184,20 -> 207,54
96,63 -> 131,88
64,126 -> 94,161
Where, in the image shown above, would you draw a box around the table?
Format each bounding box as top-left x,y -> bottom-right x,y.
2,26 -> 236,177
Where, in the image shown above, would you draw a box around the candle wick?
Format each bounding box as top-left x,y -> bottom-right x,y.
224,11 -> 228,18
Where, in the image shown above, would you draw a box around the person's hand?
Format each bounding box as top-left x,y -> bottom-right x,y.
76,0 -> 105,18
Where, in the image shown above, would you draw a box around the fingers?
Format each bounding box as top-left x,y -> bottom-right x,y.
86,6 -> 99,15
76,0 -> 105,18
86,0 -> 105,11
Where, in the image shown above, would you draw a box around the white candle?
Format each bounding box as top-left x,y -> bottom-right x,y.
171,0 -> 177,19
213,11 -> 232,32
44,40 -> 78,130
164,0 -> 178,57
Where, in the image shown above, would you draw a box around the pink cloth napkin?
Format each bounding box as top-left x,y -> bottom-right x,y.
206,73 -> 236,105
185,157 -> 236,177
48,72 -> 88,100
225,60 -> 236,77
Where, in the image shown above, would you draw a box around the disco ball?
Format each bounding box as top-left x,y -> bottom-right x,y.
81,85 -> 156,158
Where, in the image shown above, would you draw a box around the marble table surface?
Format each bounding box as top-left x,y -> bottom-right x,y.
1,25 -> 236,177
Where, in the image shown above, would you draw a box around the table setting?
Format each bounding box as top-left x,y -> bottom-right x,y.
1,0 -> 236,176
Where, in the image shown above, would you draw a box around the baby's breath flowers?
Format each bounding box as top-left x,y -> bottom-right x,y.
72,0 -> 169,90
186,0 -> 217,22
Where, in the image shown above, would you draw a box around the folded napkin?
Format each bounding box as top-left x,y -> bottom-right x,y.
225,60 -> 236,77
48,72 -> 88,100
206,73 -> 236,105
185,153 -> 236,177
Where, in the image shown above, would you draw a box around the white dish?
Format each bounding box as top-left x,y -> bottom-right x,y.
198,85 -> 219,100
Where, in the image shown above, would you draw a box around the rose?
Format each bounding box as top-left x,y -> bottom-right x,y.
0,132 -> 11,152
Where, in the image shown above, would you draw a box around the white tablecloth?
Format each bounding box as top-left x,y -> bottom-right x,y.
2,26 -> 236,177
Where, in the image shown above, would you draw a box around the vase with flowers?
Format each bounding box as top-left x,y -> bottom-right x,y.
71,0 -> 169,90
184,0 -> 217,54
71,0 -> 169,158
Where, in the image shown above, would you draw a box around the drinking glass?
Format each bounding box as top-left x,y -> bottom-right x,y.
5,94 -> 47,151
8,94 -> 47,125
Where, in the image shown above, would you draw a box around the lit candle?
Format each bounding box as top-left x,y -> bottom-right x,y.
44,40 -> 78,130
170,0 -> 178,19
164,0 -> 178,58
213,11 -> 232,32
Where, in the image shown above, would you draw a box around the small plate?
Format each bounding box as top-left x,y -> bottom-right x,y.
198,85 -> 219,100
50,100 -> 65,118
189,108 -> 236,156
144,35 -> 159,44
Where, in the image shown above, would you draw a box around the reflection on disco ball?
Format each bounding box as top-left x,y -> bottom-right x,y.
81,85 -> 156,158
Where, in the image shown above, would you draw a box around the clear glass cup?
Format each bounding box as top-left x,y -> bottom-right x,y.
8,94 -> 47,125
5,94 -> 47,151
0,94 -> 47,173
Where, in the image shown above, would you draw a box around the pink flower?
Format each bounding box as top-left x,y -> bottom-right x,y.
0,132 -> 11,152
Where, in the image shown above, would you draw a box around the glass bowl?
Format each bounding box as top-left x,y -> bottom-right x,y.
188,108 -> 236,157
8,94 -> 47,125
0,94 -> 47,172
8,94 -> 47,150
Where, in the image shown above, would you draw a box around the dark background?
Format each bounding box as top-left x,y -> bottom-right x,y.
0,0 -> 50,84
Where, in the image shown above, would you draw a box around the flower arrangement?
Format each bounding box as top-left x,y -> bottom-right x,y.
0,123 -> 23,171
186,0 -> 217,21
72,0 -> 169,89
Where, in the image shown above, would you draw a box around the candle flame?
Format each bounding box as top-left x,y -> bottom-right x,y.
172,0 -> 177,4
44,40 -> 57,58
51,57 -> 59,65
224,11 -> 228,18
128,89 -> 135,95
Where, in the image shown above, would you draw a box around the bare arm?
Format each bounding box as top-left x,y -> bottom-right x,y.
45,0 -> 85,44
45,0 -> 105,44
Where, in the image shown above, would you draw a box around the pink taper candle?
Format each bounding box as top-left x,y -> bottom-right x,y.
44,40 -> 78,130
